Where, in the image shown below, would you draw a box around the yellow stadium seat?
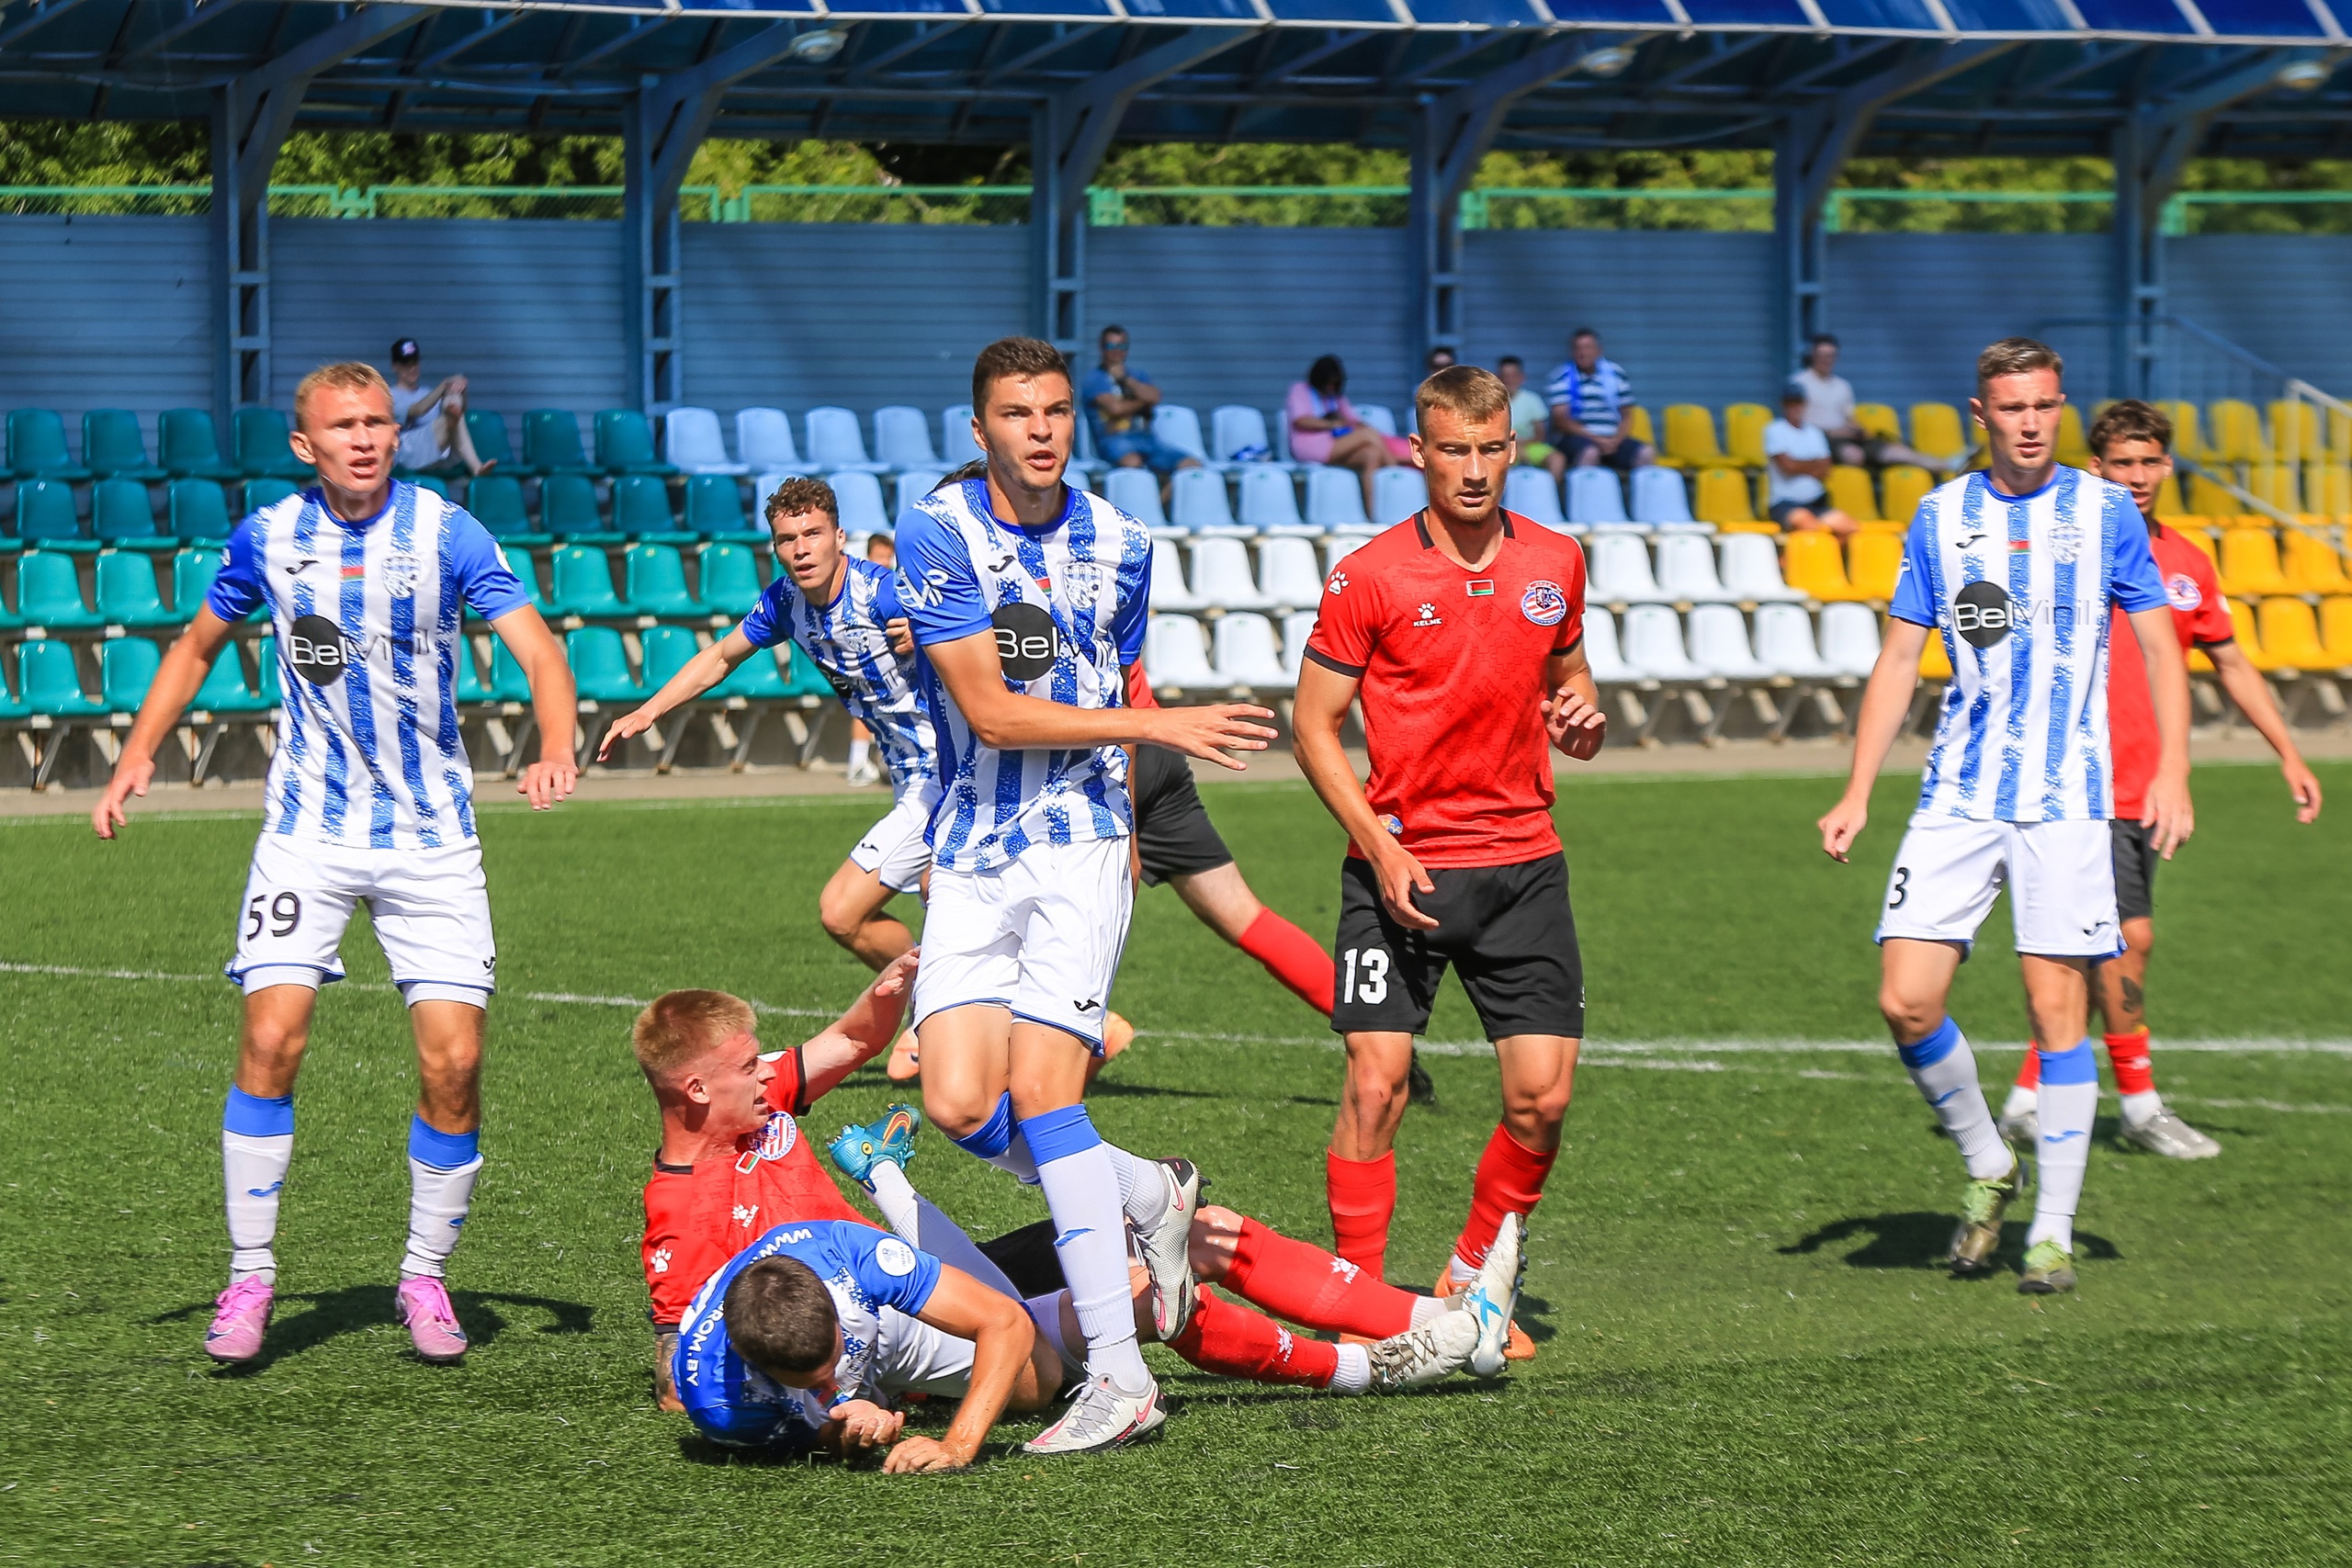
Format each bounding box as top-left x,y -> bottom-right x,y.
2152,473 -> 2186,516
2246,463 -> 2302,513
1826,465 -> 1881,522
2153,400 -> 2206,461
2188,473 -> 2241,517
1856,403 -> 1902,441
2284,529 -> 2352,594
1693,466 -> 1759,525
1623,405 -> 1657,451
2188,646 -> 2214,673
2320,596 -> 2352,667
1919,630 -> 1953,680
1909,402 -> 1968,462
2166,524 -> 2220,568
2226,598 -> 2279,671
1661,404 -> 1724,468
1782,530 -> 1866,601
2224,513 -> 2276,531
1880,464 -> 1935,524
2257,597 -> 2331,672
2329,406 -> 2352,460
2054,405 -> 2092,468
2219,530 -> 2293,598
1723,403 -> 1771,468
1847,531 -> 1904,600
2208,400 -> 2269,464
2305,464 -> 2351,519
2267,400 -> 2323,464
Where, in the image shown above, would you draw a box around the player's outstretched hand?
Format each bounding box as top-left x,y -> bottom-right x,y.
517,755 -> 580,811
2284,755 -> 2324,825
1817,794 -> 1869,863
871,948 -> 920,999
1147,703 -> 1280,772
885,617 -> 916,660
594,705 -> 658,763
92,753 -> 156,840
831,1400 -> 905,1453
1544,685 -> 1607,761
2143,772 -> 2195,860
882,1435 -> 972,1474
1372,843 -> 1442,932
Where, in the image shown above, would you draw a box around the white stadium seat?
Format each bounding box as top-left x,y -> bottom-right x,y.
806,407 -> 887,473
663,407 -> 746,475
1258,536 -> 1324,610
1146,615 -> 1218,689
1587,532 -> 1668,604
1754,603 -> 1837,679
1566,467 -> 1630,526
1819,602 -> 1883,678
1150,539 -> 1205,611
1371,467 -> 1427,526
873,406 -> 939,470
1654,534 -> 1735,602
1281,609 -> 1317,679
1237,467 -> 1306,534
1189,536 -> 1273,610
1153,404 -> 1212,465
1503,467 -> 1566,528
1102,466 -> 1167,528
737,407 -> 805,474
1305,466 -> 1372,531
1718,534 -> 1807,602
941,404 -> 982,467
829,470 -> 890,534
1171,468 -> 1238,533
1355,403 -> 1398,437
1631,466 -> 1696,525
1622,604 -> 1709,681
1687,604 -> 1773,680
893,468 -> 946,528
1213,405 -> 1285,467
1214,613 -> 1294,690
1579,607 -> 1640,683
1323,531 -> 1375,572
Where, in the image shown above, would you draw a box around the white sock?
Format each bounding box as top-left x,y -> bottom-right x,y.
905,1190 -> 1023,1301
1328,1342 -> 1371,1394
866,1160 -> 922,1239
1031,1135 -> 1152,1393
401,1156 -> 482,1280
2002,1084 -> 2040,1119
1898,1019 -> 2011,1180
2028,1042 -> 2098,1253
848,738 -> 871,770
1104,1145 -> 1170,1230
1409,1295 -> 1449,1328
1447,1255 -> 1476,1286
2120,1089 -> 2164,1125
222,1131 -> 292,1286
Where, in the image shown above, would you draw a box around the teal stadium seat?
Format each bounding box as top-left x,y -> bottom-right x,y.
453,639 -> 492,704
234,408 -> 311,481
465,411 -> 526,476
541,473 -> 619,543
172,547 -> 224,621
684,474 -> 754,540
781,642 -> 835,700
524,411 -> 597,477
191,643 -> 267,713
465,473 -> 547,545
96,552 -> 177,626
102,637 -> 162,711
6,409 -> 90,480
549,545 -> 628,618
486,638 -> 531,703
712,645 -> 787,700
16,551 -> 102,628
566,626 -> 642,704
21,638 -> 104,716
624,544 -> 707,618
241,478 -> 301,516
159,410 -> 241,479
410,474 -> 450,501
93,478 -> 171,550
168,479 -> 232,544
254,637 -> 283,708
496,547 -> 556,619
611,474 -> 683,540
84,410 -> 164,480
15,479 -> 87,550
596,411 -> 678,477
695,542 -> 763,615
637,625 -> 702,691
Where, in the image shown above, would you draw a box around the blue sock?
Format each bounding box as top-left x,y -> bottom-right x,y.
948,1092 -> 1038,1182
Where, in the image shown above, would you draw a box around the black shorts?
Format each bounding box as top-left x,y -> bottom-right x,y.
2110,818 -> 2159,924
1330,852 -> 1584,1040
1133,744 -> 1234,887
980,1220 -> 1068,1300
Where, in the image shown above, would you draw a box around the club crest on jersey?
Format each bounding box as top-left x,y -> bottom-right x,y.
875,1237 -> 919,1278
2165,572 -> 2203,611
381,551 -> 424,599
2048,524 -> 2084,564
736,1111 -> 799,1172
1521,580 -> 1568,626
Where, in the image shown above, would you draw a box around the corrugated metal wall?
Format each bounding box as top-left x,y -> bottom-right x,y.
0,216 -> 211,443
1822,233 -> 2112,407
2168,235 -> 2352,385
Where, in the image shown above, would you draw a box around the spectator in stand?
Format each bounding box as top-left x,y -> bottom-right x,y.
845,532 -> 899,788
1544,328 -> 1653,483
1080,325 -> 1200,486
1425,346 -> 1458,376
1764,381 -> 1856,536
388,338 -> 493,476
1286,355 -> 1403,512
1497,356 -> 1555,469
1795,334 -> 1954,473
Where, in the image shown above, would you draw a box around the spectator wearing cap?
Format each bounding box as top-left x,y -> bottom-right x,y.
1080,325 -> 1201,486
1794,334 -> 1953,473
388,338 -> 493,476
1544,327 -> 1653,482
1497,356 -> 1555,468
1764,381 -> 1855,536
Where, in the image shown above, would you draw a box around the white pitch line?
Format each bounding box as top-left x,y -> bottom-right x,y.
0,961 -> 835,1019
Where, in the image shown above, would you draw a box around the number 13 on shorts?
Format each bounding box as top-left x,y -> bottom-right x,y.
1340,946 -> 1390,1005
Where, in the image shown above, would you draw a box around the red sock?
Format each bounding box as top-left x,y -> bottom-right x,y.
1166,1286 -> 1336,1389
2105,1030 -> 2155,1096
2014,1049 -> 2042,1090
1453,1124 -> 1556,1271
1238,909 -> 1336,1016
1325,1149 -> 1396,1280
1225,1217 -> 1419,1339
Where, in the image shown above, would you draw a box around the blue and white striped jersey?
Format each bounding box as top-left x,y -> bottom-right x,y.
895,479 -> 1152,873
1889,466 -> 2168,823
207,483 -> 531,850
740,555 -> 938,799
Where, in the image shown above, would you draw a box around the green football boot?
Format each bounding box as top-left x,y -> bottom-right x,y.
2017,1238 -> 2078,1294
1947,1151 -> 2021,1276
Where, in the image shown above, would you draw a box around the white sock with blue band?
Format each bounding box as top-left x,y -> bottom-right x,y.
948,1091 -> 1039,1183
1022,1103 -> 1152,1394
222,1086 -> 294,1286
1897,1017 -> 2010,1181
2027,1040 -> 2098,1253
401,1117 -> 481,1280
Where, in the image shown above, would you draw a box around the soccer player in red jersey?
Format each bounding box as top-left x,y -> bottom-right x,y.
1292,366 -> 1607,1344
1998,400 -> 2321,1159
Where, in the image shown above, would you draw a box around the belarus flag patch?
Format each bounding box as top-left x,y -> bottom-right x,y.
342,563 -> 368,580
1464,580 -> 1495,597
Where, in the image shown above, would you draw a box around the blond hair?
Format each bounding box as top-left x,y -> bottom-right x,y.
292,361 -> 391,431
631,988 -> 755,1084
1414,364 -> 1512,431
1975,337 -> 2063,389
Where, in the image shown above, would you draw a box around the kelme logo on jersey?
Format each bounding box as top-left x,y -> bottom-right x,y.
991,602 -> 1061,682
288,614 -> 356,685
1952,580 -> 2014,648
1521,580 -> 1568,626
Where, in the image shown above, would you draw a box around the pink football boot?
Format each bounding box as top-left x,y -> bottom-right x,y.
395,1276 -> 469,1363
204,1277 -> 275,1364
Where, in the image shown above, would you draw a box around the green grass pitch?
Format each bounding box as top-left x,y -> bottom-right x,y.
3,763 -> 2347,1566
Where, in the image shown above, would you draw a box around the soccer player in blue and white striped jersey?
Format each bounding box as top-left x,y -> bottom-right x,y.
602,475 -> 939,970
1819,337 -> 2193,1296
896,336 -> 1277,1454
92,363 -> 579,1365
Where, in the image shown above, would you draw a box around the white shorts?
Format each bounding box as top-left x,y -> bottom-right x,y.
873,1295 -> 1078,1401
849,790 -> 934,895
227,834 -> 496,1006
911,836 -> 1132,1050
1875,814 -> 2123,959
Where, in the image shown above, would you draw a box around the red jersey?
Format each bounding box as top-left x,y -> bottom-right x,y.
639,1048 -> 876,1329
1303,511 -> 1587,868
2107,521 -> 2232,818
1125,660 -> 1160,710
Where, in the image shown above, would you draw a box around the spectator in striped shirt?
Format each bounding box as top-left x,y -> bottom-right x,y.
1543,328 -> 1653,484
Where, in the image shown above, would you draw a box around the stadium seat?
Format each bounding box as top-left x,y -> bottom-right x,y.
1631,467 -> 1696,527
695,542 -> 763,616
1718,533 -> 1806,603
688,476 -> 757,541
1503,467 -> 1566,528
1190,537 -> 1272,610
806,408 -> 887,474
662,408 -> 747,476
1371,468 -> 1427,526
1587,533 -> 1667,604
1879,465 -> 1934,525
1723,403 -> 1771,469
6,409 -> 89,480
2167,523 -> 2220,568
831,472 -> 891,535
1213,406 -> 1282,466
2222,597 -> 2280,672
1654,534 -> 1733,603
1153,405 -> 1213,467
1855,403 -> 1902,443
1781,531 -> 1864,602
2218,530 -> 2293,597
100,636 -> 161,712
1622,604 -> 1706,682
92,478 -> 167,550
941,405 -> 982,468
636,624 -> 702,693
1917,630 -> 1953,681
549,545 -> 630,618
540,473 -> 619,543
1323,531 -> 1375,573
464,411 -> 523,476
409,475 -> 450,505
14,479 -> 85,549
610,474 -> 681,541
779,642 -> 835,701
96,551 -> 175,627
158,409 -> 239,479
242,477 -> 301,518
493,546 -> 556,620
20,638 -> 103,716
2247,463 -> 2303,513
2186,473 -> 2239,517
1237,467 -> 1306,534
83,409 -> 164,480
1258,536 -> 1324,609
594,410 -> 677,477
2153,400 -> 2205,462
2208,400 -> 2268,464
1846,532 -> 1903,601
1212,612 -> 1292,689
1566,468 -> 1630,527
2284,529 -> 2352,594
1692,467 -> 1759,528
2150,474 -> 2188,518
711,646 -> 788,701
1149,539 -> 1206,612
1818,603 -> 1883,678
1578,607 -> 1637,683
2052,405 -> 2092,468
566,626 -> 642,703
525,411 -> 599,478
1826,466 -> 1881,525
1103,467 -> 1168,529
1171,468 -> 1238,534
1908,403 -> 1969,465
166,479 -> 231,545
1688,604 -> 1771,681
2257,597 -> 2331,672
192,640 -> 268,713
234,408 -> 312,480
2300,464 -> 2347,519
736,408 -> 805,476
171,547 -> 222,621
1661,404 -> 1724,468
2268,400 -> 2324,463
1624,406 -> 1657,451
1144,615 -> 1218,691
1354,404 -> 1398,439
2321,596 -> 2352,667
465,474 -> 546,544
625,545 -> 708,619
1305,467 -> 1373,532
894,468 -> 946,529
1281,610 -> 1317,681
874,406 -> 939,471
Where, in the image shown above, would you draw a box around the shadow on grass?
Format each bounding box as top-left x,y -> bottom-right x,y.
1778,1213 -> 2122,1273
155,1285 -> 592,1373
